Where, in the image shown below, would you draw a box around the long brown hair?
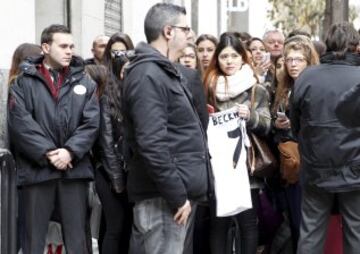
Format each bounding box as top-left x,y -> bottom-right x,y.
103,32 -> 134,71
85,65 -> 108,97
203,32 -> 252,107
272,35 -> 319,113
8,43 -> 42,85
102,32 -> 133,119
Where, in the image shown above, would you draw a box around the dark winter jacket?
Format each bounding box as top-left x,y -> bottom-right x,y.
336,82 -> 360,127
84,58 -> 97,66
123,42 -> 209,210
291,52 -> 360,192
93,91 -> 126,193
176,64 -> 209,130
8,56 -> 100,186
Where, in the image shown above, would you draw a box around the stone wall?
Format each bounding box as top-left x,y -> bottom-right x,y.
0,69 -> 8,148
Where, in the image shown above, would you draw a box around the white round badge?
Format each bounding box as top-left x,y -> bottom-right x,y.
73,84 -> 87,95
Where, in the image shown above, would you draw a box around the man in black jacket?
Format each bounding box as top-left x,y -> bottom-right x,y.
176,63 -> 209,130
291,22 -> 360,254
8,24 -> 99,253
123,3 -> 209,254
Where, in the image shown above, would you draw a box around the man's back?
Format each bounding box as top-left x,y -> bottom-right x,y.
292,22 -> 360,254
292,62 -> 360,190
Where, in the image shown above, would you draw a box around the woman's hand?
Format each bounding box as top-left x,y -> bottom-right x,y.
254,60 -> 272,77
237,104 -> 250,121
275,116 -> 291,129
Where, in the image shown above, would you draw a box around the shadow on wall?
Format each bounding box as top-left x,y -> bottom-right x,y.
0,70 -> 9,148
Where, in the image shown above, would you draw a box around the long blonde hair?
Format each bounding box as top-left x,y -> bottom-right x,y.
272,35 -> 319,113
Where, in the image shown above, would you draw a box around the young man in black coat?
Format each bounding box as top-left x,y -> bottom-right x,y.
8,24 -> 100,254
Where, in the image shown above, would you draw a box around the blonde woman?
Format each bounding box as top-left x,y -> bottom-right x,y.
272,35 -> 319,252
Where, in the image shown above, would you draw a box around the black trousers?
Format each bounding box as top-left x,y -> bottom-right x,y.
193,204 -> 211,254
95,169 -> 132,254
209,189 -> 259,254
19,179 -> 89,254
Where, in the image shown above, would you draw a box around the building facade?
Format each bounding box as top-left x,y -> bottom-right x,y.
0,0 -> 273,74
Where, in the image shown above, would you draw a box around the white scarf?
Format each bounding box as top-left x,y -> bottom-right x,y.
216,64 -> 257,102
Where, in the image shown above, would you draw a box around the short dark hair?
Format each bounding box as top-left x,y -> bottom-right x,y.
144,3 -> 186,43
232,31 -> 252,43
325,22 -> 360,55
195,34 -> 218,47
287,29 -> 311,39
312,40 -> 327,57
41,24 -> 71,44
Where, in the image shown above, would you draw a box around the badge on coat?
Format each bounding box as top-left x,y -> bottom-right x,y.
73,84 -> 87,95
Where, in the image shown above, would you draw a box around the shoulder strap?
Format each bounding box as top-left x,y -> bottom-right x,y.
250,84 -> 257,110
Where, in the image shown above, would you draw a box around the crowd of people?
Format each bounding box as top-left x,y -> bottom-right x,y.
6,2 -> 360,254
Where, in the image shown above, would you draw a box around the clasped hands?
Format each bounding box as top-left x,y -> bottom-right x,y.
47,148 -> 73,170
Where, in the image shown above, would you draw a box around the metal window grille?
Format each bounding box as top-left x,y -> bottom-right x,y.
104,0 -> 122,35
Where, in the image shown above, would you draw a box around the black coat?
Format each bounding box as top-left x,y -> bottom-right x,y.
123,43 -> 209,210
8,56 -> 100,186
335,82 -> 360,127
175,64 -> 209,130
84,58 -> 96,66
291,53 -> 360,191
93,91 -> 126,193
93,64 -> 209,195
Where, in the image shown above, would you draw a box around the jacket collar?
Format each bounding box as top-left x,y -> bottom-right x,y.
320,52 -> 360,66
127,42 -> 181,78
20,55 -> 85,80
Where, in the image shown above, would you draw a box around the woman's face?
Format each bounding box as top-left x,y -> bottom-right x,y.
218,46 -> 243,76
111,42 -> 127,57
285,49 -> 308,80
249,40 -> 267,65
179,46 -> 197,69
197,39 -> 216,71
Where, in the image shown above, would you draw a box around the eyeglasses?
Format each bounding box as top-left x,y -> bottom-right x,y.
171,25 -> 191,35
180,53 -> 196,59
111,49 -> 135,59
285,57 -> 306,64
